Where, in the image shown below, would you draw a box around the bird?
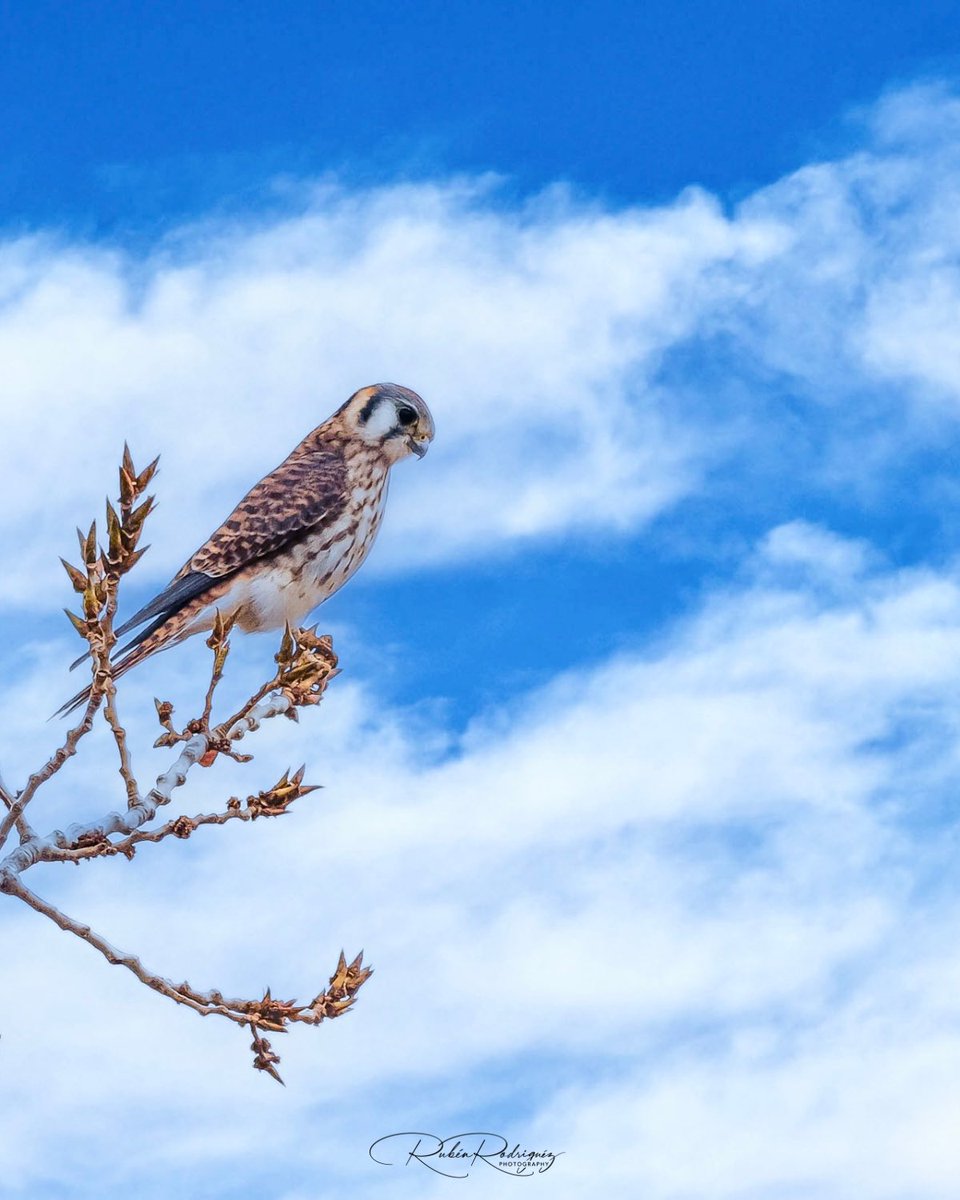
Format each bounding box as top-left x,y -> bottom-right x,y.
57,382 -> 434,717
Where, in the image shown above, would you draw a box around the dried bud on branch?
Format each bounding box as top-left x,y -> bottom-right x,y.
0,443 -> 371,1083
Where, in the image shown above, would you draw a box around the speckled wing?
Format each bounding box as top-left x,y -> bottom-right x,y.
112,450 -> 350,645
184,451 -> 349,578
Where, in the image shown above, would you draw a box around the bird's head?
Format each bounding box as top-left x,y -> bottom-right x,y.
339,383 -> 435,464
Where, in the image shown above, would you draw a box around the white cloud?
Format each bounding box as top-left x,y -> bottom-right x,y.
5,81 -> 960,610
0,181 -> 740,607
3,524 -> 960,1196
6,81 -> 960,1199
722,82 -> 960,425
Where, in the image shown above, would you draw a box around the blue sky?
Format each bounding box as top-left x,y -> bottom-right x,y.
4,5 -> 960,1199
1,0 -> 957,223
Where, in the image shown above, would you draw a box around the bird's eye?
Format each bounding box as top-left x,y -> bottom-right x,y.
397,406 -> 418,427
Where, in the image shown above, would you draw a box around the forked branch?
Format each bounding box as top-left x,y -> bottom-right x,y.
0,446 -> 371,1083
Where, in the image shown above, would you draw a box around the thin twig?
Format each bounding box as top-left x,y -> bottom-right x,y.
96,586 -> 140,810
44,807 -> 252,863
1,873 -> 253,1023
38,764 -> 315,865
0,690 -> 295,881
0,770 -> 30,842
0,734 -> 208,879
1,873 -> 370,1037
215,675 -> 283,743
2,447 -> 360,1081
0,690 -> 102,849
104,675 -> 140,809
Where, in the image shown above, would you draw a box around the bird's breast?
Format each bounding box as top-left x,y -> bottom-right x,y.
234,467 -> 390,633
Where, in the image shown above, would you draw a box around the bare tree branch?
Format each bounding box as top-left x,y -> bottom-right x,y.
0,445 -> 369,1081
2,871 -> 370,1055
0,693 -> 102,850
0,771 -> 27,845
46,765 -> 319,864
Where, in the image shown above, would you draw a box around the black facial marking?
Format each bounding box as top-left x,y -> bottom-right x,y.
358,392 -> 382,425
397,405 -> 418,426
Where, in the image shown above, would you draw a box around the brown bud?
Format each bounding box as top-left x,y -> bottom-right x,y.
60,558 -> 88,593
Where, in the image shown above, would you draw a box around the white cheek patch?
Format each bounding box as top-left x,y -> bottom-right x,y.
360,399 -> 397,443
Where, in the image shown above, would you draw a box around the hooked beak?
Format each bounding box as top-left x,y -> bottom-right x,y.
408,437 -> 429,459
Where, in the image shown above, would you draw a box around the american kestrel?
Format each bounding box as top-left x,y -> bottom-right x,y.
59,383 -> 434,716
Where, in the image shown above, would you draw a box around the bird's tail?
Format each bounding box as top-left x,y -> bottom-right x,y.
52,643 -> 156,715
53,639 -> 161,720
55,585 -> 227,719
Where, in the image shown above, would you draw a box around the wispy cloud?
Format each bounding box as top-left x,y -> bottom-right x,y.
5,523 -> 960,1196
0,182 -> 732,605
5,83 -> 960,608
4,82 -> 960,1199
